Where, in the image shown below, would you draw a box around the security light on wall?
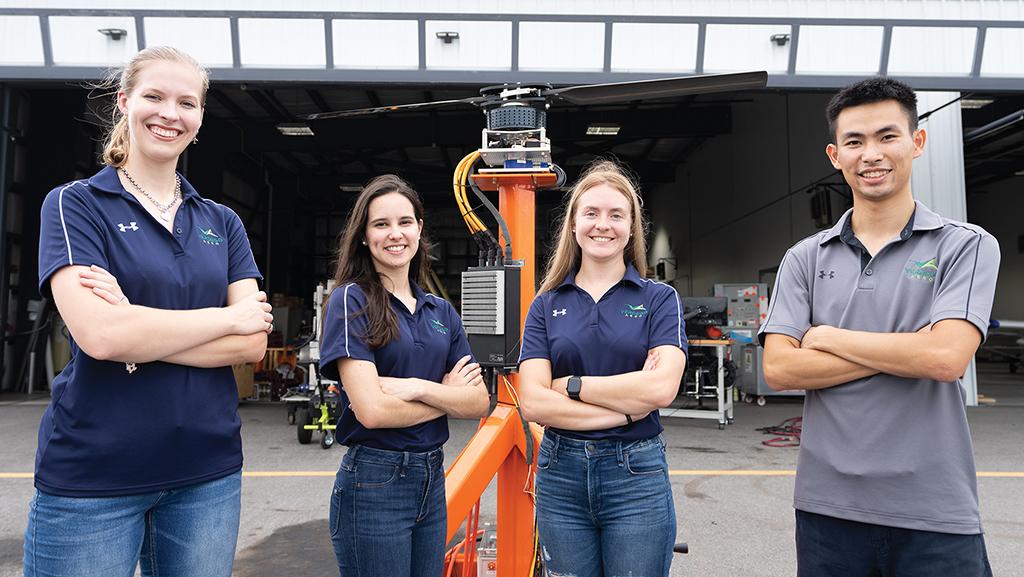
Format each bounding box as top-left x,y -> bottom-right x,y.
436,31 -> 460,44
98,28 -> 127,41
769,33 -> 790,46
276,123 -> 314,136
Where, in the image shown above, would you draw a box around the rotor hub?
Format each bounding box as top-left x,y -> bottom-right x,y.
479,83 -> 551,130
485,105 -> 546,131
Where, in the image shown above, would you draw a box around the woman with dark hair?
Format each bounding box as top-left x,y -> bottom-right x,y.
27,46 -> 271,577
319,174 -> 490,577
518,159 -> 687,576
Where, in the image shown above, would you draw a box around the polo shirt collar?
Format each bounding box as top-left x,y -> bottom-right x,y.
622,263 -> 645,286
557,263 -> 645,290
389,281 -> 437,312
909,200 -> 944,233
819,200 -> 942,247
87,165 -> 201,202
412,282 -> 437,308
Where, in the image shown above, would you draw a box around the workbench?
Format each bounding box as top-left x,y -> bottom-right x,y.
659,339 -> 735,429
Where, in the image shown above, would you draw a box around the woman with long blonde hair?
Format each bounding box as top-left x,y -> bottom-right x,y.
26,46 -> 271,577
519,159 -> 687,576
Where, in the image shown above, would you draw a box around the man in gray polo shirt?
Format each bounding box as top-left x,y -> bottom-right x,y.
759,77 -> 999,577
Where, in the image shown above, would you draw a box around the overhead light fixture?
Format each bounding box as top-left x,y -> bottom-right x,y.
436,31 -> 460,44
960,98 -> 994,109
338,184 -> 363,192
770,33 -> 790,46
586,124 -> 620,136
98,28 -> 127,41
276,123 -> 314,136
1015,169 -> 1024,176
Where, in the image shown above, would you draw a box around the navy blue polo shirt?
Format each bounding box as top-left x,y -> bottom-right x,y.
518,264 -> 687,441
319,281 -> 474,452
36,166 -> 261,497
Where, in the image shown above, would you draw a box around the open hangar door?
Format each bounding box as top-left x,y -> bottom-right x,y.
3,81 -> 1021,393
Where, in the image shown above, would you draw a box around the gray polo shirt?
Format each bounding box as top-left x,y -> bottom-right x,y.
758,201 -> 1000,534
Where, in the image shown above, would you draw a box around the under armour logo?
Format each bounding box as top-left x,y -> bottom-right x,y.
817,270 -> 836,279
552,309 -> 567,317
117,222 -> 139,232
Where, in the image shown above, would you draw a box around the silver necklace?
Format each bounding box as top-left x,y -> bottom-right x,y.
120,168 -> 181,222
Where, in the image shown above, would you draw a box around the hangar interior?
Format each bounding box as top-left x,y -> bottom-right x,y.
1,80 -> 1022,393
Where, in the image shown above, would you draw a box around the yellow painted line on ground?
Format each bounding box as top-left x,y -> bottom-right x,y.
243,471 -> 335,477
670,469 -> 795,476
669,470 -> 1024,478
977,471 -> 1024,478
3,471 -> 1024,480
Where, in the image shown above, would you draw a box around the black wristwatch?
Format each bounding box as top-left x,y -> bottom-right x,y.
566,375 -> 583,401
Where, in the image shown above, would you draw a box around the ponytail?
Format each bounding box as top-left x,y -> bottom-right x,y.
102,114 -> 130,167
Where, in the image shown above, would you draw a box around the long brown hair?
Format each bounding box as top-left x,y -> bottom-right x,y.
98,46 -> 209,167
327,175 -> 432,349
538,159 -> 648,295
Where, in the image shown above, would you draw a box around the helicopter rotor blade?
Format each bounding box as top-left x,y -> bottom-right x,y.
305,96 -> 488,120
547,71 -> 768,106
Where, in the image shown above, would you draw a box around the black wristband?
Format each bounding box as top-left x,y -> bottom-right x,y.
566,375 -> 583,401
624,414 -> 633,425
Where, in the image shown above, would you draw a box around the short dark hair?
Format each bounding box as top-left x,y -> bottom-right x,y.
826,77 -> 918,141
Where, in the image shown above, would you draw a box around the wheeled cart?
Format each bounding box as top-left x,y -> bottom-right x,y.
660,339 -> 734,429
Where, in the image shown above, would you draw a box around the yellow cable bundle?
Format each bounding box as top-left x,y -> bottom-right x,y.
452,152 -> 477,233
453,151 -> 488,234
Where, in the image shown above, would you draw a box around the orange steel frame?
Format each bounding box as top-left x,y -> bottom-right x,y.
443,171 -> 558,576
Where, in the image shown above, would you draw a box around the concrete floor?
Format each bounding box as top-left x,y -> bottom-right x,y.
1,363 -> 1022,577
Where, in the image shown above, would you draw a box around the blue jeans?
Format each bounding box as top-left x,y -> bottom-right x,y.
23,470 -> 241,577
534,431 -> 676,577
330,445 -> 446,577
796,509 -> 994,577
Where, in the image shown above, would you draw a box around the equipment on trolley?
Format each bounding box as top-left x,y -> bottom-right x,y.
681,297 -> 736,395
713,282 -> 803,405
283,282 -> 341,449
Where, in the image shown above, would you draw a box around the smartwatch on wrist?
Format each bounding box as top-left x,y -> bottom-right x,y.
566,375 -> 583,401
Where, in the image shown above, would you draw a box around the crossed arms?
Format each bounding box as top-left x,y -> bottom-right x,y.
51,264 -> 270,367
762,319 -> 982,390
336,355 -> 490,429
518,345 -> 686,430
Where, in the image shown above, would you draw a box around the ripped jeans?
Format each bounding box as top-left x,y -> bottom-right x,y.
534,431 -> 676,577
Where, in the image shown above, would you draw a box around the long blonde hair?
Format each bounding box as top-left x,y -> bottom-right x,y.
100,46 -> 209,167
538,159 -> 648,295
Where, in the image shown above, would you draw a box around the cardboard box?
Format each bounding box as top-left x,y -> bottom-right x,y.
271,306 -> 302,341
232,363 -> 255,400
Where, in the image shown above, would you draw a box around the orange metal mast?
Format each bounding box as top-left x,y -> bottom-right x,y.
443,170 -> 557,576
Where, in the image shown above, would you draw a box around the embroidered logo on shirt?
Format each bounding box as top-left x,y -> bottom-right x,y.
198,228 -> 224,246
817,269 -> 836,279
621,304 -> 648,319
552,308 -> 567,317
430,319 -> 449,335
904,257 -> 938,282
117,222 -> 139,232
